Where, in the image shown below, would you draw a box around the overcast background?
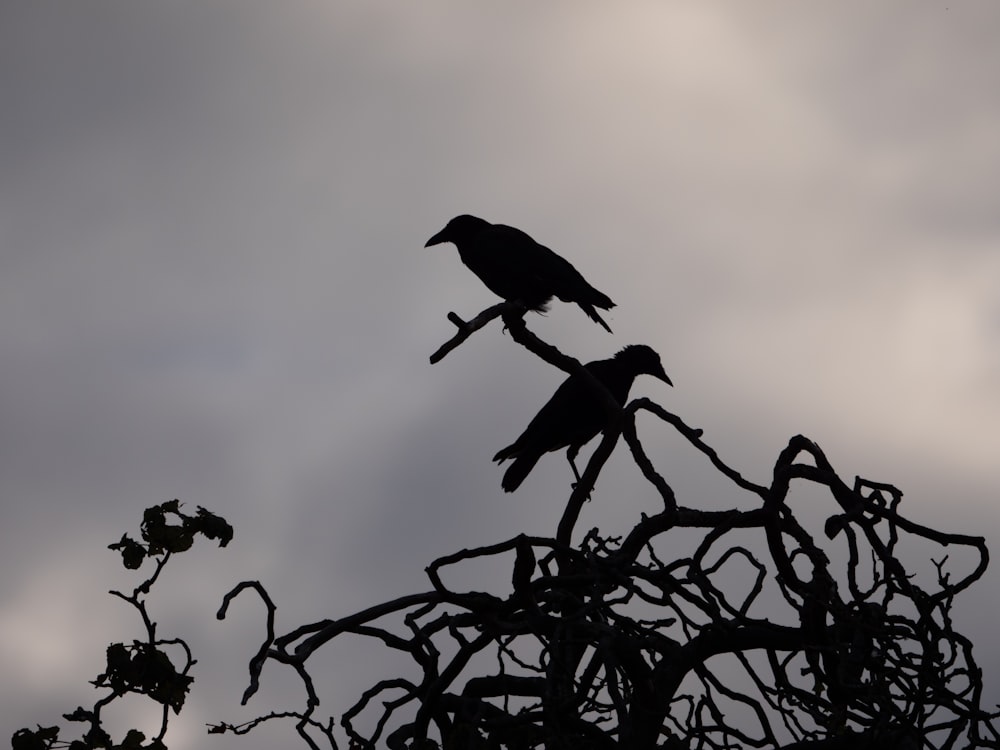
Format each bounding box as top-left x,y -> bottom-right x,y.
2,2 -> 999,748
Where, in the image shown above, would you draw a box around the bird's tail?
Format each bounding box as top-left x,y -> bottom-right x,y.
493,444 -> 540,493
500,453 -> 541,493
586,288 -> 615,311
578,302 -> 613,333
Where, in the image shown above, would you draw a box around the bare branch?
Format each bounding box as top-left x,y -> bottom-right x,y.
428,301 -> 520,364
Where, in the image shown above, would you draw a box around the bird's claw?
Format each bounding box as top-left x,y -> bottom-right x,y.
570,481 -> 593,502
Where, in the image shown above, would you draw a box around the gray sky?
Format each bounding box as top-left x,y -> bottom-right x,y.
2,2 -> 999,747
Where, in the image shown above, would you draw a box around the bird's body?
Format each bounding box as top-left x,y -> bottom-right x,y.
493,345 -> 672,492
425,214 -> 615,332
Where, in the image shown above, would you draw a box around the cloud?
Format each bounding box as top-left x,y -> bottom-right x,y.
3,2 -> 1000,745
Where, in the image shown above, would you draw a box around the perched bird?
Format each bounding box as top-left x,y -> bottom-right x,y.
425,214 -> 616,332
493,345 -> 672,492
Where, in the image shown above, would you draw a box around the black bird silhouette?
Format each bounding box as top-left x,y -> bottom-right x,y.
425,214 -> 616,332
493,345 -> 672,492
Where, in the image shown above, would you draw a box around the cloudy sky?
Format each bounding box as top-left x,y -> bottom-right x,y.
2,2 -> 999,747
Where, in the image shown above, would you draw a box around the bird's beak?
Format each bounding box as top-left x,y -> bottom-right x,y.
655,368 -> 673,387
424,229 -> 448,247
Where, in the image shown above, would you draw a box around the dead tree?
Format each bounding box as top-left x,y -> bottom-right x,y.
214,305 -> 999,749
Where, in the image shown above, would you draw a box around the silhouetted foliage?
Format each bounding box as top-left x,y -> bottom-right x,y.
208,306 -> 1000,749
12,501 -> 231,750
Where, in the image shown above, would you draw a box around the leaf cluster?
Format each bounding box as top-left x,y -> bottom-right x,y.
109,500 -> 232,571
12,501 -> 232,750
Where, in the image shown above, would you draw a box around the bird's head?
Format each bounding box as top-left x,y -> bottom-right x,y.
425,214 -> 489,248
616,345 -> 672,386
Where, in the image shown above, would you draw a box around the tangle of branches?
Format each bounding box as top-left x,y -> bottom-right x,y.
214,304 -> 999,750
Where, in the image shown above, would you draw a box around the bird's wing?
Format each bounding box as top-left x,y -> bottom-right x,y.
462,225 -> 552,306
493,359 -> 623,491
510,371 -> 608,458
526,242 -> 615,310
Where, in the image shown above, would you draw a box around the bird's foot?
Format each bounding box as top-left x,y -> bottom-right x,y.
569,482 -> 594,502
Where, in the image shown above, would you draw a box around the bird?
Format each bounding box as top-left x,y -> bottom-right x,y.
493,345 -> 672,492
425,214 -> 616,332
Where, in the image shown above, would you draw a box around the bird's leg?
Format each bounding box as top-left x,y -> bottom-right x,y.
500,300 -> 530,334
566,447 -> 592,501
567,446 -> 581,483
